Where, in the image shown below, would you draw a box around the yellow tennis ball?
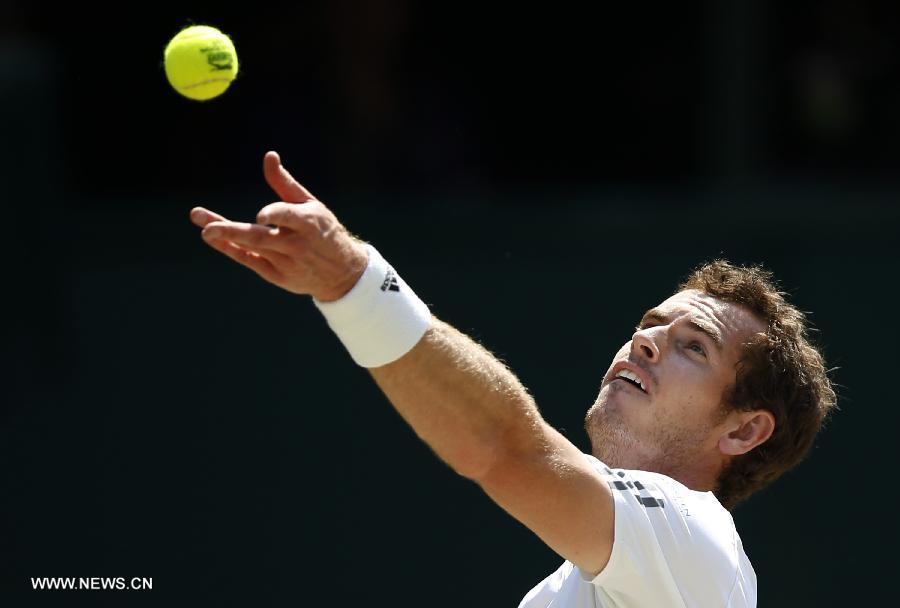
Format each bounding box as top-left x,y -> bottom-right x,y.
164,25 -> 238,101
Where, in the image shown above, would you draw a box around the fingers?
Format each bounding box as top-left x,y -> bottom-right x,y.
190,206 -> 228,228
263,151 -> 316,203
201,221 -> 312,263
202,236 -> 283,284
255,201 -> 327,235
201,220 -> 298,254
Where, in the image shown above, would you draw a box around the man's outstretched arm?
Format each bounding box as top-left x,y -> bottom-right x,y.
191,151 -> 615,575
369,321 -> 615,575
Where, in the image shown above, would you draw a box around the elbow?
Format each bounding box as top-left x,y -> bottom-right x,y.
443,438 -> 502,482
451,414 -> 540,483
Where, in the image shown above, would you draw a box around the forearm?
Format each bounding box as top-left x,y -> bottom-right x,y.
194,159 -> 617,577
368,317 -> 544,480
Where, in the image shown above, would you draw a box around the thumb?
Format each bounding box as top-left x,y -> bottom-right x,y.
263,151 -> 316,203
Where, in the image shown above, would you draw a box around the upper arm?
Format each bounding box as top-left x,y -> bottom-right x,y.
474,420 -> 615,576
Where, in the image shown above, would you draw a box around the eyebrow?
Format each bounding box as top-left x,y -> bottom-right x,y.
639,308 -> 725,352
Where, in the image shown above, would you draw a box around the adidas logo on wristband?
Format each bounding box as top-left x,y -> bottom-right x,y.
314,243 -> 430,367
381,269 -> 400,292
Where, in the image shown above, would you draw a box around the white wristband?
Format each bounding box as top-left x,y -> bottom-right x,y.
313,243 -> 431,368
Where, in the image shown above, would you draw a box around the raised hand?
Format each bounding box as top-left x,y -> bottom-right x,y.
190,151 -> 368,301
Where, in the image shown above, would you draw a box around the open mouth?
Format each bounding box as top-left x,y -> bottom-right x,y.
614,369 -> 647,393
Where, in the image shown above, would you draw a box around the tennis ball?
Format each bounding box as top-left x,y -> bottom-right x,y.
164,25 -> 238,101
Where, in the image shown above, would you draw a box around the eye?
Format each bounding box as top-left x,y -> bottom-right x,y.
687,341 -> 706,357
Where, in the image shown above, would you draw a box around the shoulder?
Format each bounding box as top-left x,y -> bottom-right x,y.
584,454 -> 735,534
583,455 -> 752,604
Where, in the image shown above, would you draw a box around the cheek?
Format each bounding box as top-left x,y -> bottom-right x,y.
660,357 -> 723,413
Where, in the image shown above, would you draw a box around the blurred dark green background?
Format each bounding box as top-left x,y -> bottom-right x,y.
2,1 -> 896,606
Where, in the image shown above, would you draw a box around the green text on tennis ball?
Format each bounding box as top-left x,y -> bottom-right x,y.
164,25 -> 238,101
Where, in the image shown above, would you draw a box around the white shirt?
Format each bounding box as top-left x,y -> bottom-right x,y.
518,455 -> 756,608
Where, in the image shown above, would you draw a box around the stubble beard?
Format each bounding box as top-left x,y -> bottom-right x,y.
583,390 -> 714,479
583,399 -> 642,469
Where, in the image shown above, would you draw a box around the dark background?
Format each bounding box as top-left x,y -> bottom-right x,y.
2,1 -> 897,606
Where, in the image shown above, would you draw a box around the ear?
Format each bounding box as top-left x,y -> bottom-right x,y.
718,410 -> 775,456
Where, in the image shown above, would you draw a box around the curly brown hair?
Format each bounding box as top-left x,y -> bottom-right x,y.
678,261 -> 837,509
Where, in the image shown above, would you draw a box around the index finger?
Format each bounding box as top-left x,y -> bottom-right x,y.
190,206 -> 228,228
201,220 -> 291,253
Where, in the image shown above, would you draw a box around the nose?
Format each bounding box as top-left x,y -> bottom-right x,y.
631,327 -> 661,362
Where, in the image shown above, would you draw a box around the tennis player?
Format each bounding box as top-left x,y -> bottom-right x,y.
190,151 -> 836,607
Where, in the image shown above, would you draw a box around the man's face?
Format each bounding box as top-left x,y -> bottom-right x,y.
584,289 -> 766,482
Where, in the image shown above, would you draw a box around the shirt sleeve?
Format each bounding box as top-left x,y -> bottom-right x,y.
579,455 -> 751,608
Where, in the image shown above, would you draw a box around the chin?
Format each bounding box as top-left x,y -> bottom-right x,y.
584,398 -> 639,469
